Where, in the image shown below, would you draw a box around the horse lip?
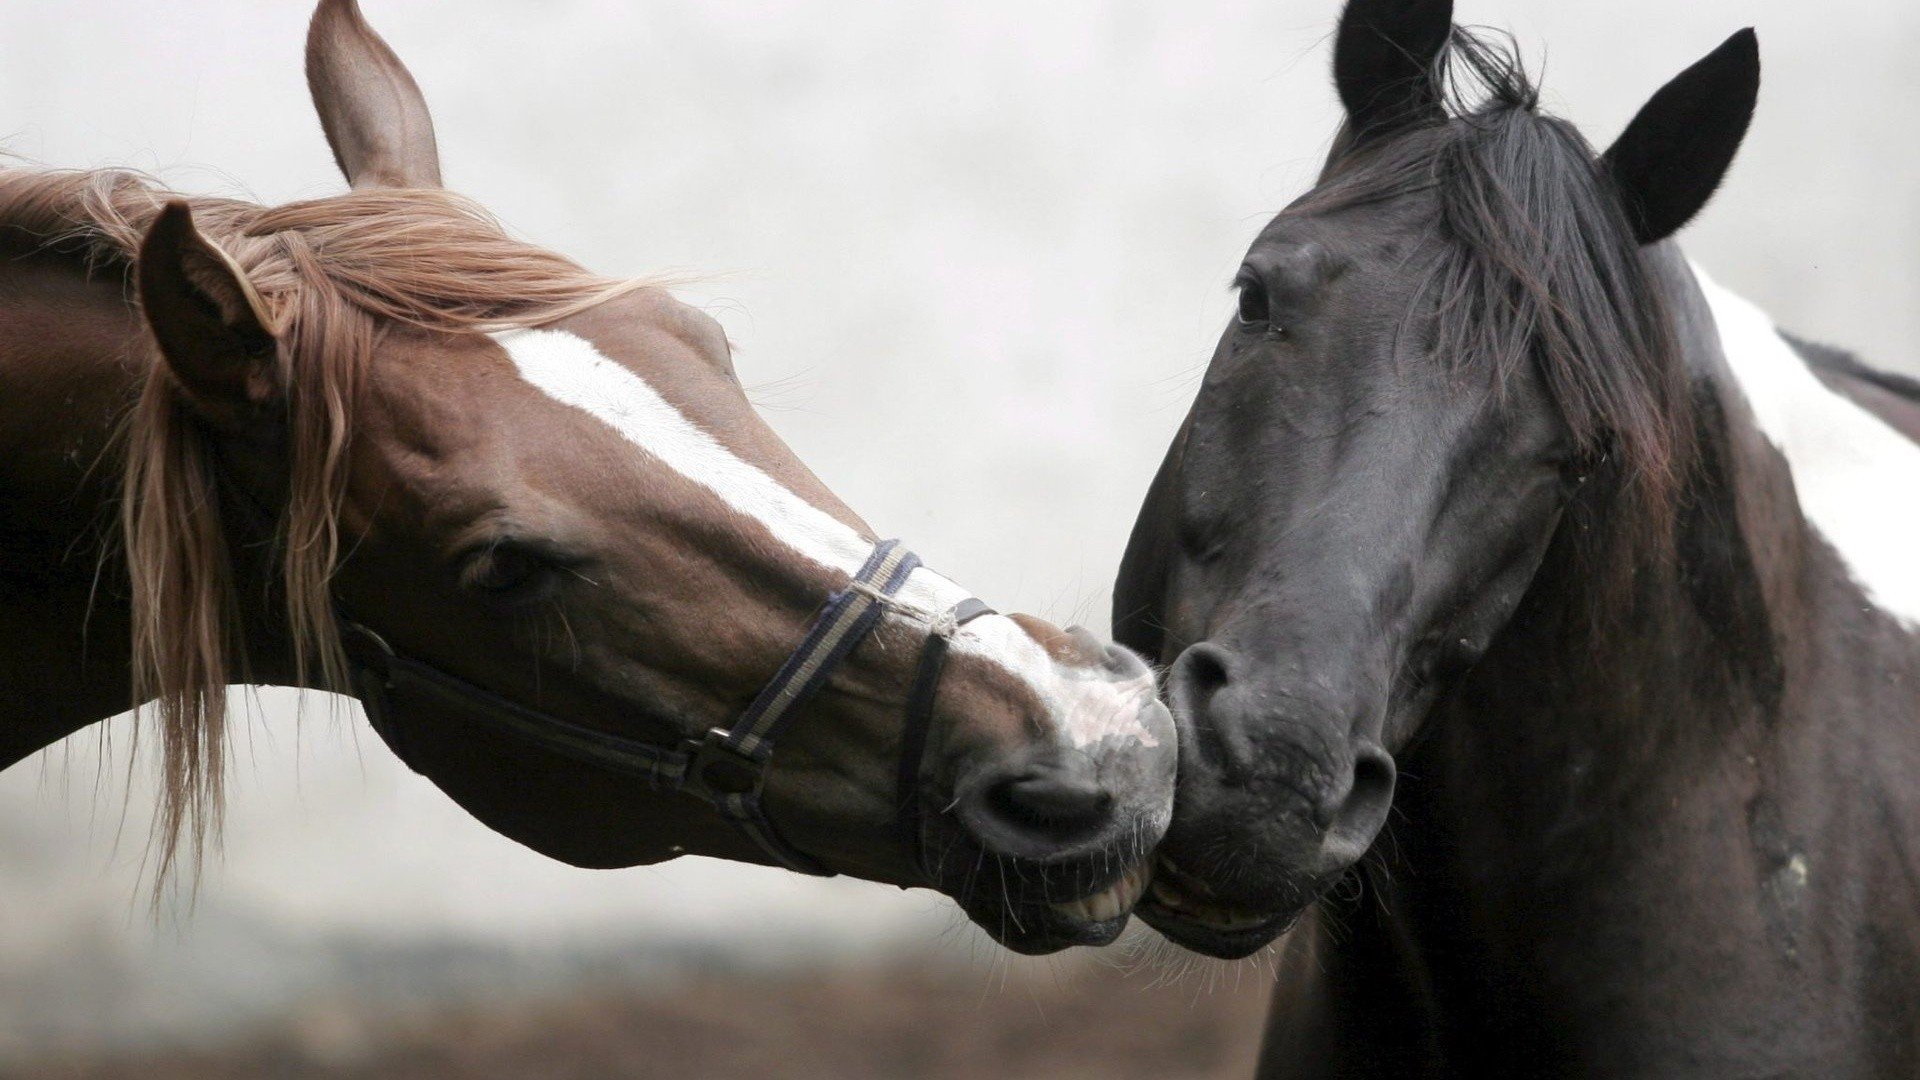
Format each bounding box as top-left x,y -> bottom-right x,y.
965,896 -> 1133,955
943,860 -> 1148,954
1047,860 -> 1152,921
1155,855 -> 1218,898
1137,897 -> 1297,959
1136,856 -> 1301,957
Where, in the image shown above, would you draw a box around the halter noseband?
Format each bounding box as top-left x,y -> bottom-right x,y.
343,539 -> 992,878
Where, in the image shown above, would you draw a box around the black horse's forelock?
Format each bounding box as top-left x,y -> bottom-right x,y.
1314,27 -> 1695,608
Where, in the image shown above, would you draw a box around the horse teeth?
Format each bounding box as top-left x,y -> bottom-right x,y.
1156,855 -> 1218,897
1149,878 -> 1188,910
1049,862 -> 1152,924
1148,868 -> 1272,932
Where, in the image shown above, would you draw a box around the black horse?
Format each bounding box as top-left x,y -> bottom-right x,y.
1117,1 -> 1920,1074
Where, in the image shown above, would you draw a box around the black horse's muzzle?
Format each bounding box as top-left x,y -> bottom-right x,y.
1137,639 -> 1398,957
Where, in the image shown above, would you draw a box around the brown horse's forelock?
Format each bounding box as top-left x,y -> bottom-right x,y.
0,165 -> 650,884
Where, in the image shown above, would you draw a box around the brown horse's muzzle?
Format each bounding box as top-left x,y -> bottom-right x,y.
915,634 -> 1178,954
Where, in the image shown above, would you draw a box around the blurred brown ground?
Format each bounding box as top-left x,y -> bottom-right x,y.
8,962 -> 1269,1079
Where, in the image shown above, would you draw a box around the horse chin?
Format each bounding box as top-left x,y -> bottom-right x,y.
950,858 -> 1154,955
972,905 -> 1133,956
1136,899 -> 1299,960
1135,853 -> 1312,959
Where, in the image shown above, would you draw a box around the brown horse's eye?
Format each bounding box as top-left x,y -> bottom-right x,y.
461,544 -> 551,600
1235,273 -> 1271,327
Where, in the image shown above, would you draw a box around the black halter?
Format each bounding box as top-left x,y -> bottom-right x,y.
343,539 -> 993,878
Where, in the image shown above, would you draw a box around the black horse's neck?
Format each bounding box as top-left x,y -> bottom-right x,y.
1264,254 -> 1920,1076
1397,250 -> 1784,858
0,242 -> 293,768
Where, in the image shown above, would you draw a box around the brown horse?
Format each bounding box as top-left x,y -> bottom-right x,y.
0,0 -> 1172,955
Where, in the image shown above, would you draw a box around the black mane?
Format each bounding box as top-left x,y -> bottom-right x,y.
1310,28 -> 1696,581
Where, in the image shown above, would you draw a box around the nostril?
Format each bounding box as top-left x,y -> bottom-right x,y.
1321,744 -> 1396,867
1169,644 -> 1230,728
961,765 -> 1118,858
989,771 -> 1114,832
1169,643 -> 1255,783
1177,643 -> 1231,697
1352,748 -> 1394,799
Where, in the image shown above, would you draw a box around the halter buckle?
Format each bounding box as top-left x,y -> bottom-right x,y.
679,727 -> 766,806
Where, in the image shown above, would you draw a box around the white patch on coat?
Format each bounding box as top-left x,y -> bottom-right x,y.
494,327 -> 1160,749
1693,263 -> 1920,630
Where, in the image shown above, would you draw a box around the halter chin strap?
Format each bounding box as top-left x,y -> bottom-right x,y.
343,539 -> 991,879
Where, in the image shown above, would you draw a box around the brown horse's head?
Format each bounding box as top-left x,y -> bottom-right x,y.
116,0 -> 1173,953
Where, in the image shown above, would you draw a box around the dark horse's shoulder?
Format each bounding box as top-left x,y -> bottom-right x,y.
1785,332 -> 1920,444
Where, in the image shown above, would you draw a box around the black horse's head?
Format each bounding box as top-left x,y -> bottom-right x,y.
1117,0 -> 1762,958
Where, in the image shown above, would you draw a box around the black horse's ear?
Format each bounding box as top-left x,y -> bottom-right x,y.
1602,29 -> 1760,245
137,201 -> 283,426
1333,0 -> 1455,140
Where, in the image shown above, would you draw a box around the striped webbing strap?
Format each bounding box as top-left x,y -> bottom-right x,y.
679,539 -> 922,874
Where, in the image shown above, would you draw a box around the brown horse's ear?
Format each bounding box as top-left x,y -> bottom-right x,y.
137,201 -> 283,423
305,0 -> 443,189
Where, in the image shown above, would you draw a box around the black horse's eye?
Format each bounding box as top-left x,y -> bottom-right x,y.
461,544 -> 552,601
1235,273 -> 1271,327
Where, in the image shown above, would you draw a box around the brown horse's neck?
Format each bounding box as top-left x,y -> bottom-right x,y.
0,240 -> 290,766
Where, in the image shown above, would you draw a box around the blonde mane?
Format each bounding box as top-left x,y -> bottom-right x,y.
0,166 -> 649,883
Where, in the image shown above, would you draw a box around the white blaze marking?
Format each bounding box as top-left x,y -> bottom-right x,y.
1693,263 -> 1920,630
494,327 -> 1159,749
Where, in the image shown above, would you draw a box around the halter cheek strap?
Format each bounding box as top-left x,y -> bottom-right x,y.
678,539 -> 920,874
895,596 -> 996,874
345,539 -> 986,879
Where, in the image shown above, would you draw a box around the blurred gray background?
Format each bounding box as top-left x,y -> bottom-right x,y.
3,0 -> 1915,1072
